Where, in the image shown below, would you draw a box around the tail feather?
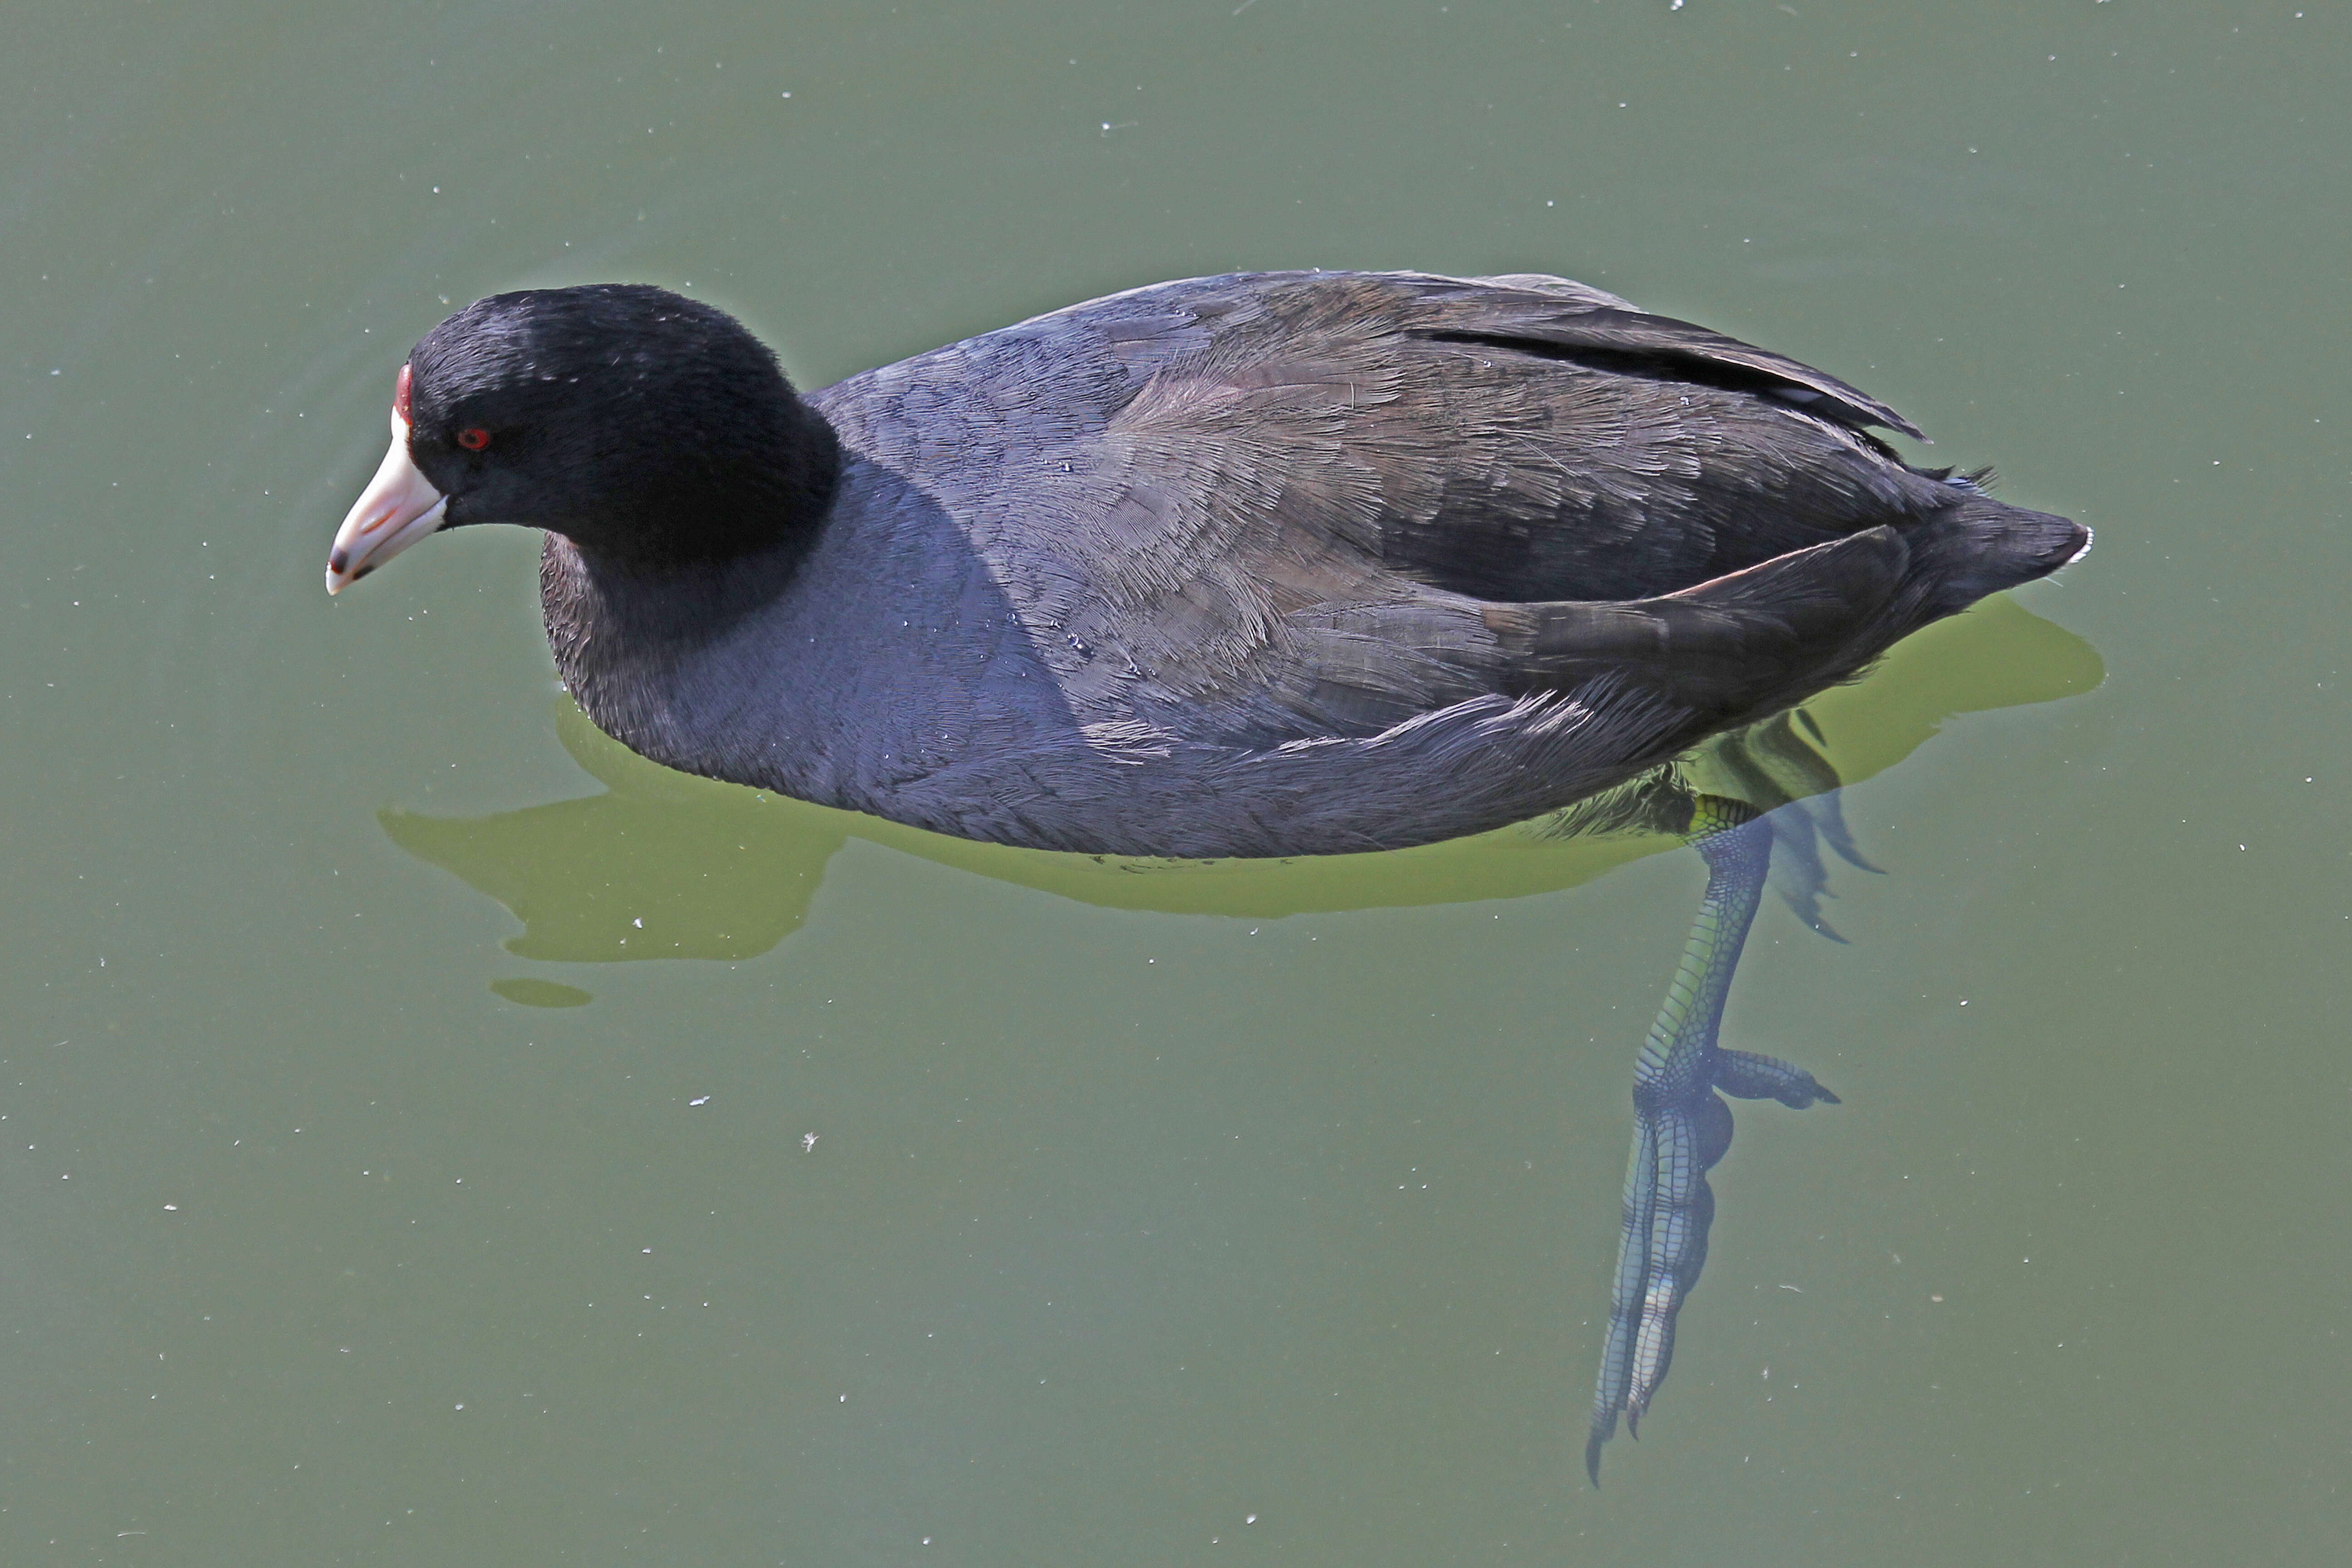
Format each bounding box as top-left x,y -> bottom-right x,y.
1906,496 -> 2088,619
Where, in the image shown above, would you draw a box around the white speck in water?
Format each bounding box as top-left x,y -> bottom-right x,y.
802,1133 -> 819,1153
689,1096 -> 711,1107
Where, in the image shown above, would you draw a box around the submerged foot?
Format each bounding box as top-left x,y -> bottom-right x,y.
1583,800 -> 1839,1485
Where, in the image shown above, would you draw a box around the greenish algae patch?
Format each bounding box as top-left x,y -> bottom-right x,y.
489,977 -> 593,1009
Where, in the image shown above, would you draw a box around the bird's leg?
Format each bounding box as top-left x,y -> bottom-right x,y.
1584,797 -> 1840,1484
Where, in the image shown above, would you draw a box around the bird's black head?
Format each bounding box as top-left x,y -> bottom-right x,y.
328,284 -> 839,591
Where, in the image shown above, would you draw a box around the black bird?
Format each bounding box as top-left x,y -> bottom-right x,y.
327,270 -> 2087,1478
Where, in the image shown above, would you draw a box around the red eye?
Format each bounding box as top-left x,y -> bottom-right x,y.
393,363 -> 412,424
457,427 -> 491,451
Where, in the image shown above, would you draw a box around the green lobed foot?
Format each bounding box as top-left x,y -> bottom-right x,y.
1584,797 -> 1840,1484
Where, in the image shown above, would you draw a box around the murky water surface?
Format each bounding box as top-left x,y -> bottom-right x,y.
5,3 -> 2347,1562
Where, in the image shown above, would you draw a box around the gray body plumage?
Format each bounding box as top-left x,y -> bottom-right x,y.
542,270 -> 2081,856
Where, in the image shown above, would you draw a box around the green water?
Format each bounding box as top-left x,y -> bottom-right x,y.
5,2 -> 2346,1562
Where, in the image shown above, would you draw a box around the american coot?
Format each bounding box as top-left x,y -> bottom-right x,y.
327,270 -> 2087,1480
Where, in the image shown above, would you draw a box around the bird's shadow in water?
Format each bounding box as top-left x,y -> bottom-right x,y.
379,594 -> 2102,969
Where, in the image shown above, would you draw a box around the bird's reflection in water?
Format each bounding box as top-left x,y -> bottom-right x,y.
379,594 -> 2099,1477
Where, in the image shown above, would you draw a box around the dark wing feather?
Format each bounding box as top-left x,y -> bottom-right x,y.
1479,528 -> 1909,722
1403,274 -> 1924,439
844,271 -> 1960,754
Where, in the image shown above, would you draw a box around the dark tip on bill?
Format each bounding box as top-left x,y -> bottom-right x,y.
328,549 -> 348,573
